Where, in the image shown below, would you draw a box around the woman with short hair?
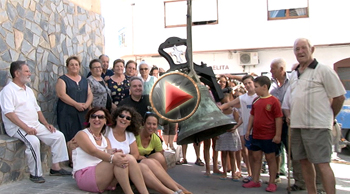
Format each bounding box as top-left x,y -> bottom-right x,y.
87,59 -> 114,112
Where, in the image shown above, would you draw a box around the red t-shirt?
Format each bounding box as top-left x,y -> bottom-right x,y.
250,95 -> 283,140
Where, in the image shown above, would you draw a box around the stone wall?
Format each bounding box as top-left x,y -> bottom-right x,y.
0,135 -> 52,185
0,0 -> 105,126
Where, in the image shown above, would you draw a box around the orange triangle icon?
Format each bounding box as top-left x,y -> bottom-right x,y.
165,82 -> 193,113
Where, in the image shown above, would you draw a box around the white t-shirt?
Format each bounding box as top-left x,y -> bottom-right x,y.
239,93 -> 258,135
0,82 -> 41,136
290,62 -> 346,129
104,126 -> 136,154
72,129 -> 108,177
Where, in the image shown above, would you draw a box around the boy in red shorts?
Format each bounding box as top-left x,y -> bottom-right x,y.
243,76 -> 283,192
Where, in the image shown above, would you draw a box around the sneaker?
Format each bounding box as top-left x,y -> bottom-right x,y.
29,175 -> 45,183
49,168 -> 71,176
266,183 -> 277,192
242,181 -> 262,188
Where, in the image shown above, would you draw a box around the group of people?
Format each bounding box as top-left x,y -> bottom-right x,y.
215,38 -> 345,194
0,56 -> 193,193
0,37 -> 346,194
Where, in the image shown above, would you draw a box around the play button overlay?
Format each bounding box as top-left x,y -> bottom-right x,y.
164,81 -> 193,113
150,71 -> 200,122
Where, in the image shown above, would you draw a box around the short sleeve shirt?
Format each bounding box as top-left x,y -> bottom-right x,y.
289,59 -> 346,129
105,127 -> 136,154
136,133 -> 163,156
251,95 -> 283,139
0,82 -> 40,136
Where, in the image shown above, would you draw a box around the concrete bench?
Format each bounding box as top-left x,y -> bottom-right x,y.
0,134 -> 52,186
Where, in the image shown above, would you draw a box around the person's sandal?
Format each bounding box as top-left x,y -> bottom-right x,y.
176,158 -> 188,165
194,158 -> 204,166
242,176 -> 252,183
287,184 -> 305,191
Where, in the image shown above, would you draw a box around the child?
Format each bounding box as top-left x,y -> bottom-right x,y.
216,93 -> 242,181
220,75 -> 257,183
231,87 -> 246,178
242,76 -> 282,192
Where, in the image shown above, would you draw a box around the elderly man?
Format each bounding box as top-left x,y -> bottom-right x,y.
118,76 -> 151,117
289,38 -> 345,194
87,54 -> 114,81
0,61 -> 70,183
269,58 -> 290,182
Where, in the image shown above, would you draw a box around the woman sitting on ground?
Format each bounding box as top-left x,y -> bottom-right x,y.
135,112 -> 192,194
105,106 -> 189,194
72,107 -> 148,194
136,112 -> 168,170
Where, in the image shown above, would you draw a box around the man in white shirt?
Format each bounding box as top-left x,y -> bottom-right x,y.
0,61 -> 70,183
289,38 -> 346,194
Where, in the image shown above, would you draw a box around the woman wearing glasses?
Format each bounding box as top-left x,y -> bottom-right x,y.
138,61 -> 157,95
106,106 -> 189,194
72,107 -> 147,194
87,59 -> 115,113
107,59 -> 130,106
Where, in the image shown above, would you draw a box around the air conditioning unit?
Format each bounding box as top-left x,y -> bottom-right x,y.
239,52 -> 259,65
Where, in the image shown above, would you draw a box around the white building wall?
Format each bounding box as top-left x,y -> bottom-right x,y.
102,0 -> 350,74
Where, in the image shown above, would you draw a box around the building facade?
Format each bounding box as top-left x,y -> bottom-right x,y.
110,0 -> 350,74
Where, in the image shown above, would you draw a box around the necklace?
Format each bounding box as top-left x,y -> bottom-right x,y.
88,128 -> 102,141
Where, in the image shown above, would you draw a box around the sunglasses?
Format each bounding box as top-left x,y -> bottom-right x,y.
118,114 -> 132,121
90,114 -> 106,119
139,68 -> 148,71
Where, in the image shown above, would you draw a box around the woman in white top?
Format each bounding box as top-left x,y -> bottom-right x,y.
72,107 -> 148,194
105,106 -> 188,194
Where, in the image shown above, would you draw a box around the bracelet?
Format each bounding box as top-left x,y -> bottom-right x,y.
109,154 -> 114,164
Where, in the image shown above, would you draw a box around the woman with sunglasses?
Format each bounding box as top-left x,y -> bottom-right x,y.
138,61 -> 157,95
106,106 -> 189,194
72,107 -> 148,194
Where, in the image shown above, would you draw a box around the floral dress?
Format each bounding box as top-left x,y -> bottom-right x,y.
107,78 -> 130,105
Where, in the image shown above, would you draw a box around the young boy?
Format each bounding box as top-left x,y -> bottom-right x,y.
242,76 -> 282,192
219,75 -> 257,182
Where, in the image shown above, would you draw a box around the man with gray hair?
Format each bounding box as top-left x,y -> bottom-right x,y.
289,38 -> 345,194
0,61 -> 70,183
269,58 -> 290,182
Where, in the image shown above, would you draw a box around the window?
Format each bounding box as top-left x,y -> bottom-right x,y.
118,27 -> 126,47
267,0 -> 308,20
164,0 -> 218,28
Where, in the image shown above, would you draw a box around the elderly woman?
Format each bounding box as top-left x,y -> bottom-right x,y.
107,59 -> 130,106
138,61 -> 157,95
87,59 -> 114,112
56,56 -> 93,166
105,106 -> 189,194
72,107 -> 148,194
